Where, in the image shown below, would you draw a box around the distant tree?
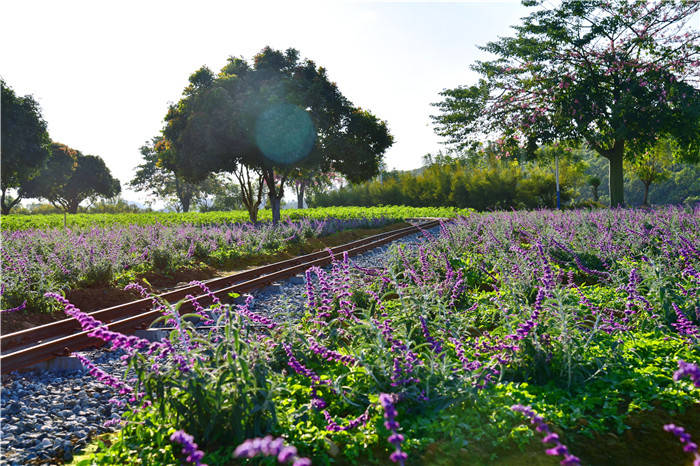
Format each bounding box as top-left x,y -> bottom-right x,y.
628,138 -> 674,206
0,80 -> 51,214
203,175 -> 245,212
130,137 -> 218,212
289,167 -> 337,209
161,47 -> 393,223
587,176 -> 601,203
22,143 -> 121,213
433,0 -> 700,207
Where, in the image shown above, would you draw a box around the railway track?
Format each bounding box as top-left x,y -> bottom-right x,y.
0,219 -> 441,374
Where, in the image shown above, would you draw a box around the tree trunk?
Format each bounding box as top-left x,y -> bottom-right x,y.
592,186 -> 599,203
297,182 -> 305,209
233,165 -> 264,223
270,197 -> 281,224
1,187 -> 21,215
262,169 -> 285,224
605,141 -> 625,207
181,193 -> 191,212
1,187 -> 9,215
642,181 -> 650,206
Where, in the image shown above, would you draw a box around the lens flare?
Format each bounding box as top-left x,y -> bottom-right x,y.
254,104 -> 315,164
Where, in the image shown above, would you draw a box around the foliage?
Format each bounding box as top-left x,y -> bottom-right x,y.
1,206 -> 468,231
0,215 -> 400,312
161,47 -> 394,223
312,154 -> 586,210
432,0 -> 700,206
575,148 -> 700,207
129,137 -> 220,213
628,138 -> 675,206
65,207 -> 699,465
21,143 -> 121,214
10,198 -> 148,216
0,80 -> 51,215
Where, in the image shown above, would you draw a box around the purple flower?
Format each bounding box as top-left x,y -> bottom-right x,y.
236,295 -> 277,329
322,405 -> 372,432
673,360 -> 700,389
419,316 -> 443,354
511,405 -> 580,465
0,300 -> 26,314
75,354 -> 133,395
664,424 -> 700,465
671,303 -> 700,343
170,430 -> 207,466
379,393 -> 407,466
234,436 -> 311,465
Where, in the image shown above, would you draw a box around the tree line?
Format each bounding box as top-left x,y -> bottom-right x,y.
311,144 -> 699,211
1,80 -> 121,215
3,1 -> 699,216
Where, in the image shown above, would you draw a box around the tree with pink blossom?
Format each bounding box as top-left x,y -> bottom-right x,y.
433,0 -> 700,207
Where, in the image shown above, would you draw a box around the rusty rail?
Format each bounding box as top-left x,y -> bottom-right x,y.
1,220 -> 440,373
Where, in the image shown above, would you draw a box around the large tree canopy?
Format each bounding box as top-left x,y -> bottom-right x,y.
22,143 -> 121,213
433,0 -> 700,206
161,47 -> 393,222
0,80 -> 51,214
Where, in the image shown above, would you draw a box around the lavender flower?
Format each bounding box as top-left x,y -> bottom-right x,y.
379,393 -> 407,465
419,316 -> 443,354
0,300 -> 26,314
170,430 -> 207,466
234,436 -> 311,465
75,354 -> 133,395
671,303 -> 700,342
236,295 -> 277,329
663,424 -> 700,465
673,360 -> 700,388
322,405 -> 372,432
308,337 -> 357,366
511,405 -> 580,465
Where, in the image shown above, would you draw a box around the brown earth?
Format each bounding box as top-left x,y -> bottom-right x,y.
1,222 -> 409,335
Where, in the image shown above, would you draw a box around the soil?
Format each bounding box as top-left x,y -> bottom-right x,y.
1,222 -> 409,335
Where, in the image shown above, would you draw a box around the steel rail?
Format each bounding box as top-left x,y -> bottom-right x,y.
1,220 -> 440,373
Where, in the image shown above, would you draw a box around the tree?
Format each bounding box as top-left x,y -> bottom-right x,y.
0,80 -> 51,214
587,176 -> 601,202
22,143 -> 121,213
289,167 -> 338,209
433,0 -> 700,207
130,137 -> 218,212
161,47 -> 393,223
230,164 -> 265,221
629,137 -> 674,206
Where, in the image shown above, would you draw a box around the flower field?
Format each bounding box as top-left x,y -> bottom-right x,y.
54,207 -> 699,465
1,216 -> 403,314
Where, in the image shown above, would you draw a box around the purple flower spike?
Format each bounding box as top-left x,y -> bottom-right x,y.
0,300 -> 26,314
170,430 -> 207,466
75,354 -> 133,395
511,405 -> 580,466
379,393 -> 407,466
664,424 -> 700,465
234,436 -> 311,465
673,360 -> 700,388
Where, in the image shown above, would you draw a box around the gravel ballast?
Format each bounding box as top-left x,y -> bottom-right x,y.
0,225 -> 440,465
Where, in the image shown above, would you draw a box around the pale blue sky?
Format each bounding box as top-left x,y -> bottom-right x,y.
1,0 -> 529,204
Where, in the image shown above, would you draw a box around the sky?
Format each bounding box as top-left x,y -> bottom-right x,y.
1,0 -> 530,206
